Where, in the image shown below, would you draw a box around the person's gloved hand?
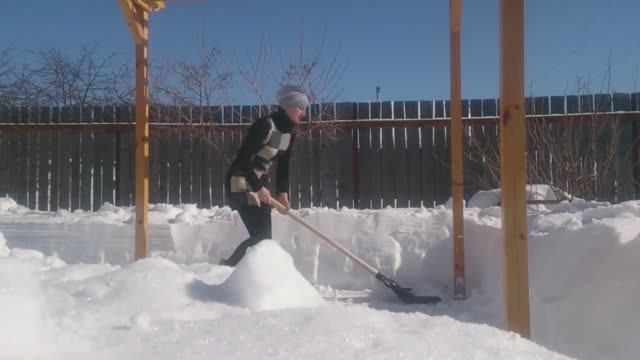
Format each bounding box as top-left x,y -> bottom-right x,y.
275,193 -> 289,214
257,187 -> 271,204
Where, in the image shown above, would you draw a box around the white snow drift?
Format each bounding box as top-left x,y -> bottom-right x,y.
0,232 -> 569,360
1,193 -> 639,359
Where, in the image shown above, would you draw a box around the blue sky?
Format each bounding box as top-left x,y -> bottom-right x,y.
2,0 -> 640,104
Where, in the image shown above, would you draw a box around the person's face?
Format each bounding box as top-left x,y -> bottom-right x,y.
284,106 -> 307,124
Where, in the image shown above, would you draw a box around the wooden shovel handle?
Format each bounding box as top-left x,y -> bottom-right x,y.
267,197 -> 379,275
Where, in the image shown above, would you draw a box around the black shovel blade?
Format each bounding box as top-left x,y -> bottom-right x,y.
375,273 -> 442,305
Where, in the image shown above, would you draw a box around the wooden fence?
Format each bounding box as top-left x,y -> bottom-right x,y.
0,93 -> 639,211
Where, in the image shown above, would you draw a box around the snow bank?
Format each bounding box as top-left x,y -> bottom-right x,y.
121,304 -> 568,360
0,230 -> 9,256
0,196 -> 19,212
216,240 -> 324,311
0,257 -> 50,358
468,184 -> 561,209
0,242 -> 568,360
1,196 -> 639,359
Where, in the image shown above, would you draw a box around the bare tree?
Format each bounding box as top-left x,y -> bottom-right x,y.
465,70 -> 621,202
234,24 -> 347,125
107,61 -> 135,105
0,48 -> 14,106
152,31 -> 232,123
31,45 -> 126,107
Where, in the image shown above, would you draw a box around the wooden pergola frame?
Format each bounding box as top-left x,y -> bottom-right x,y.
118,0 -> 164,261
498,0 -> 530,337
449,0 -> 530,337
449,0 -> 466,301
118,0 -> 531,338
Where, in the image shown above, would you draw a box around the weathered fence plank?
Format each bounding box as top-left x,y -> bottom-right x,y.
27,108 -> 39,209
318,129 -> 338,208
356,102 -> 371,208
534,96 -> 550,115
180,107 -> 194,204
49,108 -> 61,211
80,107 -> 93,210
393,101 -> 410,208
210,107 -> 224,206
168,107 -> 181,206
57,107 -> 72,210
298,131 -> 312,208
335,103 -> 355,208
421,126 -> 435,207
381,126 -> 396,208
158,106 -> 169,204
566,96 -> 579,114
16,137 -> 29,205
311,130 -> 324,207
550,96 -> 565,114
38,110 -> 51,211
192,125 -> 203,207
149,106 -> 161,205
90,107 -> 102,210
594,94 -> 612,113
115,106 -> 131,207
0,108 -> 8,196
616,118 -> 634,201
70,108 -> 82,209
434,126 -> 450,205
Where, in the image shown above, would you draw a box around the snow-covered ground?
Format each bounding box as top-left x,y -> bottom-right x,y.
0,188 -> 638,359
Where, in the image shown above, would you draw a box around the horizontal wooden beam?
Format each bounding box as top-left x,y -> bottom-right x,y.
119,0 -> 147,44
133,0 -> 165,12
1,112 -> 639,132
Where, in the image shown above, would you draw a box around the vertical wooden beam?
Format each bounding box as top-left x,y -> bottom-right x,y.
134,5 -> 149,260
499,0 -> 530,338
450,0 -> 466,299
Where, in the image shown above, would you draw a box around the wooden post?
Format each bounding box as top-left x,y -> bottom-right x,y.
120,0 -> 165,260
134,6 -> 149,260
499,0 -> 531,337
450,0 -> 466,299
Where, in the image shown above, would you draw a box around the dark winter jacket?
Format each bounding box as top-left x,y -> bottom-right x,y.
225,109 -> 296,207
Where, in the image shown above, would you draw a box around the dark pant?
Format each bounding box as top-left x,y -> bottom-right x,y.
223,203 -> 272,266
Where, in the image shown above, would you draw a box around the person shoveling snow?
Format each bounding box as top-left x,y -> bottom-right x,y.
218,85 -> 440,304
220,85 -> 307,267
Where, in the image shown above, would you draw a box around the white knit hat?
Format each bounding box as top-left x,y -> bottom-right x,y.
276,85 -> 309,109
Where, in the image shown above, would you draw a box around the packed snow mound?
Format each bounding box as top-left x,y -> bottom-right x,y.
0,197 -> 235,225
0,197 -> 18,212
468,184 -> 562,209
124,304 -> 569,360
0,257 -> 49,358
217,240 -> 324,311
3,196 -> 640,359
0,196 -> 29,216
0,231 -> 9,256
0,245 -> 569,360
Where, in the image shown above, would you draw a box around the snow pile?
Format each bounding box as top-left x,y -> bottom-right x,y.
0,196 -> 28,215
528,202 -> 640,359
75,258 -> 201,321
216,240 -> 324,311
0,199 -> 233,225
0,230 -> 9,256
0,240 -> 568,360
468,184 -> 561,209
125,304 -> 568,360
2,196 -> 640,359
0,197 -> 18,212
0,257 -> 50,358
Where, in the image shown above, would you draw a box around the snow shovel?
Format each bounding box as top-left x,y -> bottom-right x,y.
268,197 -> 442,305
